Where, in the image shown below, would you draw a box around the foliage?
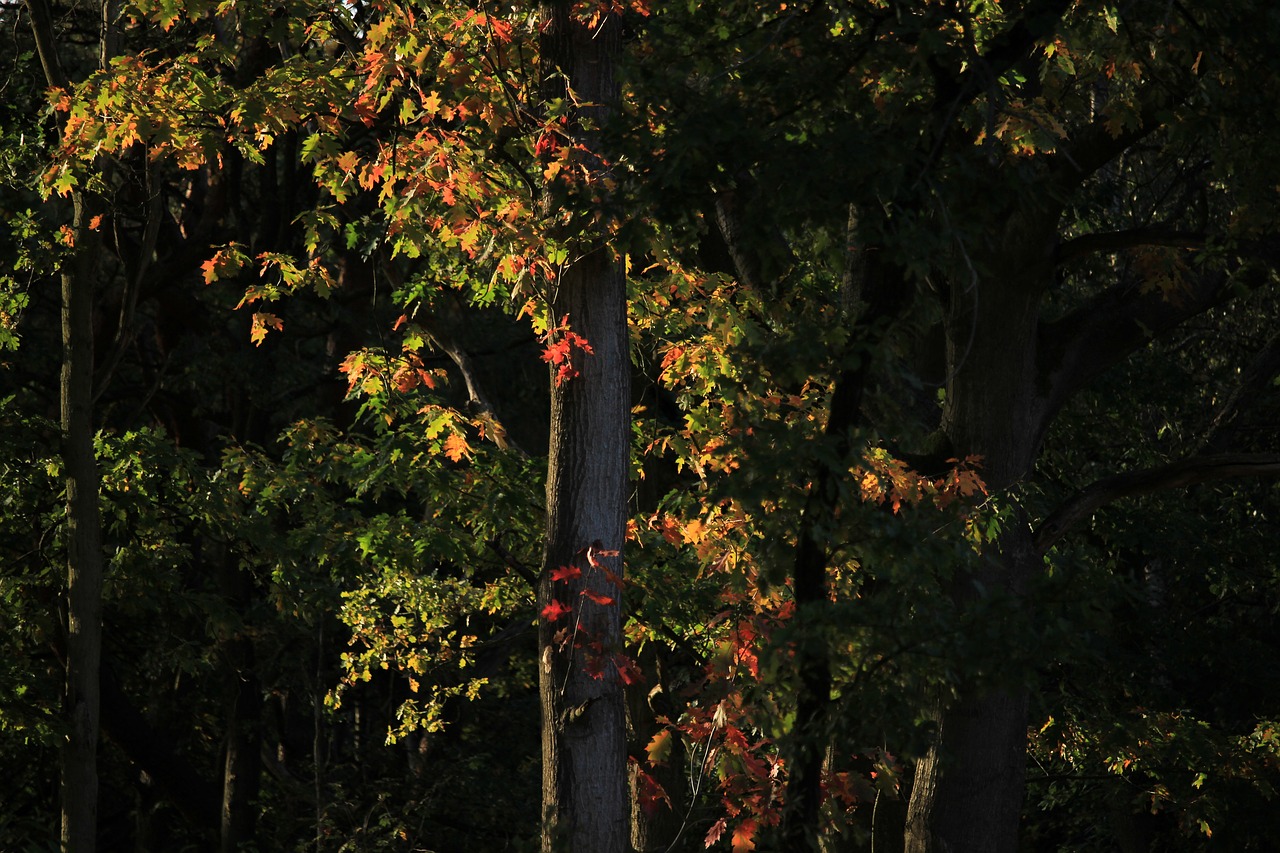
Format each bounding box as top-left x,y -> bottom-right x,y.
2,0 -> 1280,850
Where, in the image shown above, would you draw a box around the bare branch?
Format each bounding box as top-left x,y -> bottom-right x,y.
1035,453 -> 1280,551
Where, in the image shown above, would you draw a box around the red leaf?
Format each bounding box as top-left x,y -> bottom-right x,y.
550,565 -> 582,582
541,599 -> 572,622
581,588 -> 614,606
587,545 -> 620,567
613,652 -> 643,686
633,763 -> 671,817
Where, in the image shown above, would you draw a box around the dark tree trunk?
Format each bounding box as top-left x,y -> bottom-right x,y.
537,6 -> 630,852
25,2 -> 109,846
903,202 -> 1059,853
58,187 -> 106,853
627,645 -> 685,852
219,557 -> 262,853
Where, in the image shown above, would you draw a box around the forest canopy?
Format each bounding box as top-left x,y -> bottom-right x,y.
2,0 -> 1280,851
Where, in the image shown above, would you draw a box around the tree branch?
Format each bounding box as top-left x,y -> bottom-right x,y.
1054,227 -> 1205,266
1044,95 -> 1167,189
1038,241 -> 1280,426
930,0 -> 1073,115
1035,453 -> 1280,551
380,262 -> 527,456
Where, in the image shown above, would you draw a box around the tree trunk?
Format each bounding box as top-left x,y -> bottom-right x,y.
902,522 -> 1037,853
59,188 -> 106,853
627,645 -> 685,852
219,557 -> 262,853
537,6 -> 630,852
903,203 -> 1058,853
25,3 -> 114,847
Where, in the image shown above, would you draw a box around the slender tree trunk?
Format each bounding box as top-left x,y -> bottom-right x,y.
219,557 -> 262,853
25,2 -> 110,848
537,6 -> 629,852
59,189 -> 105,853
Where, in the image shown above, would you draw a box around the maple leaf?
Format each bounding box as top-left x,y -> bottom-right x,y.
632,762 -> 671,817
391,364 -> 419,392
549,565 -> 582,582
540,315 -> 595,385
583,653 -> 608,680
613,652 -> 643,685
586,545 -> 620,567
541,599 -> 572,622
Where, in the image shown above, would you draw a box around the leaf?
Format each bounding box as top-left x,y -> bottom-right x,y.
646,728 -> 673,765
550,565 -> 582,582
581,588 -> 614,606
731,819 -> 757,853
541,599 -> 572,622
704,817 -> 727,848
443,432 -> 471,462
249,312 -> 283,345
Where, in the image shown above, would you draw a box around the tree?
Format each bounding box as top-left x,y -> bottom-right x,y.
4,0 -> 1280,851
23,0 -> 111,846
535,4 -> 631,852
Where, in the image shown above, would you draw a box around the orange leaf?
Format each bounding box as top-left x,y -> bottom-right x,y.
731,819 -> 757,853
704,817 -> 727,848
250,312 -> 283,345
443,432 -> 471,462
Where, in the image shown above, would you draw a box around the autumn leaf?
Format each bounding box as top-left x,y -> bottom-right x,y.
541,599 -> 572,622
646,729 -> 673,765
443,432 -> 471,462
731,818 -> 758,853
632,762 -> 671,817
581,588 -> 615,607
550,565 -> 582,582
613,652 -> 643,685
705,817 -> 727,848
540,315 -> 595,385
586,545 -> 620,567
249,312 -> 283,345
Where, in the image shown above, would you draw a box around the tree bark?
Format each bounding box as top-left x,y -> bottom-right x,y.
25,1 -> 109,848
903,199 -> 1058,853
537,6 -> 630,852
59,189 -> 106,853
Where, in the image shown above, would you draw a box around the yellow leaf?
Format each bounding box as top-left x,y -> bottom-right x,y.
646,729 -> 673,765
